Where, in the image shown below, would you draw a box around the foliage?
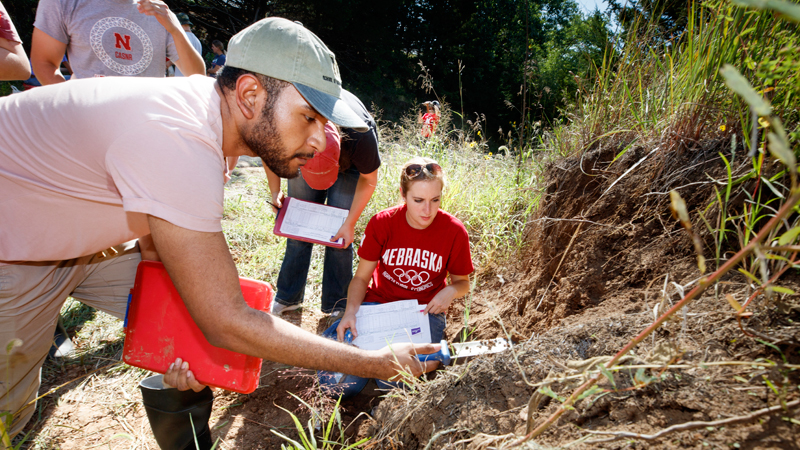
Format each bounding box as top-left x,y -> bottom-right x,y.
607,0 -> 691,38
271,393 -> 369,450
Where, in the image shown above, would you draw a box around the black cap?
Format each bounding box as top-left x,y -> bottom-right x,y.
176,13 -> 192,26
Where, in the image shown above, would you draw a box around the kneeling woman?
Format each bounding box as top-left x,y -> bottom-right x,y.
319,157 -> 473,397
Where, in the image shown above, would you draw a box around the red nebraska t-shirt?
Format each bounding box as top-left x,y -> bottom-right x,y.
358,205 -> 474,305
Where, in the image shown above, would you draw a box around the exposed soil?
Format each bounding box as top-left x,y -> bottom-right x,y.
17,145 -> 800,449
369,139 -> 800,448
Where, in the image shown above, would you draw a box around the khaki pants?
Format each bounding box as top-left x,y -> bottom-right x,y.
0,241 -> 141,438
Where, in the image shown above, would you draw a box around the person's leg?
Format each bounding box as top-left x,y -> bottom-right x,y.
0,256 -> 95,438
0,242 -> 140,439
317,317 -> 369,398
320,168 -> 360,313
274,176 -> 326,310
427,312 -> 447,343
376,312 -> 447,392
70,241 -> 141,319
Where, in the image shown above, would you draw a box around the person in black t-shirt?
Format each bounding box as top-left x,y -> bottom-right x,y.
265,89 -> 381,315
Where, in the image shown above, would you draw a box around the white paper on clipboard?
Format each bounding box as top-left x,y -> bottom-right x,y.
278,198 -> 348,245
351,300 -> 431,351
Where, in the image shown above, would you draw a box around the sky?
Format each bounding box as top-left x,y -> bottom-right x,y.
575,0 -> 610,14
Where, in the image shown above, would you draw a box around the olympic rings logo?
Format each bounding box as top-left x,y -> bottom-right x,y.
393,268 -> 430,286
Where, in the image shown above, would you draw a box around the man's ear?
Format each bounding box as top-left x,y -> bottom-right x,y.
234,74 -> 261,120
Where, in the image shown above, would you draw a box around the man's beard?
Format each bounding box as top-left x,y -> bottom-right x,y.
245,105 -> 314,179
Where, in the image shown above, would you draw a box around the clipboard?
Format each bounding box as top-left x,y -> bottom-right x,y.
273,197 -> 349,248
122,261 -> 273,394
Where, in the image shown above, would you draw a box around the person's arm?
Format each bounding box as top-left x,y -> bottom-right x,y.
263,165 -> 285,213
136,0 -> 204,76
60,57 -> 71,75
0,35 -> 29,81
223,156 -> 238,183
336,258 -> 378,341
30,27 -> 67,84
423,273 -> 470,315
147,215 -> 438,382
207,62 -> 222,76
331,169 -> 378,247
137,234 -> 160,261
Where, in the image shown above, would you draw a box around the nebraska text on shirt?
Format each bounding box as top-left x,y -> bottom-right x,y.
382,248 -> 443,272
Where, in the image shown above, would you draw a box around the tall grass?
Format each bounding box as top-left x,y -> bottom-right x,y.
550,0 -> 799,158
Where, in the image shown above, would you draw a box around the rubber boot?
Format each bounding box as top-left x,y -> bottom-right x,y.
48,317 -> 75,359
139,375 -> 214,450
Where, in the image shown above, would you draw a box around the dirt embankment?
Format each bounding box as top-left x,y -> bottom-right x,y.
369,137 -> 800,448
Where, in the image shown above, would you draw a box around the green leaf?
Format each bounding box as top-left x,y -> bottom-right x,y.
778,226 -> 800,245
760,177 -> 786,199
756,339 -> 788,363
762,376 -> 780,396
720,65 -> 772,116
598,363 -> 617,390
575,385 -> 603,402
738,268 -> 761,284
634,368 -> 653,385
271,429 -> 305,450
770,286 -> 795,295
538,385 -> 565,402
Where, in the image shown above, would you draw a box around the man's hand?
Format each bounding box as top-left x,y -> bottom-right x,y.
336,312 -> 358,342
376,342 -> 441,381
270,191 -> 286,214
162,357 -> 208,392
331,221 -> 355,247
136,0 -> 181,34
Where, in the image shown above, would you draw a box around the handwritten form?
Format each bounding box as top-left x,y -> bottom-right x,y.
351,300 -> 431,351
279,198 -> 348,245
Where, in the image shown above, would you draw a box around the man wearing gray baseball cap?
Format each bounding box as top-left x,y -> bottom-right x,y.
0,17 -> 439,447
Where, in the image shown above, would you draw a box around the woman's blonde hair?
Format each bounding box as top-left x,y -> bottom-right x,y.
400,157 -> 447,196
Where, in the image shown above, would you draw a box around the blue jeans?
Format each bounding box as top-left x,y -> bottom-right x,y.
317,304 -> 446,399
274,167 -> 359,313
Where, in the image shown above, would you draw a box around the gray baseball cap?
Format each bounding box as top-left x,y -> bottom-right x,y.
226,18 -> 368,131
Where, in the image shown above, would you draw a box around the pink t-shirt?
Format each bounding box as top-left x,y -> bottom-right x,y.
0,75 -> 225,262
358,205 -> 474,305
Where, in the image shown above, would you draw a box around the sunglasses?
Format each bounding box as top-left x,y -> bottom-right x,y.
404,163 -> 442,178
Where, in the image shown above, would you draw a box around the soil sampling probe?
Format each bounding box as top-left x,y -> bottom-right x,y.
418,338 -> 512,365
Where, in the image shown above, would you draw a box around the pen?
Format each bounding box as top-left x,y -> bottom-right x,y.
266,200 -> 281,211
